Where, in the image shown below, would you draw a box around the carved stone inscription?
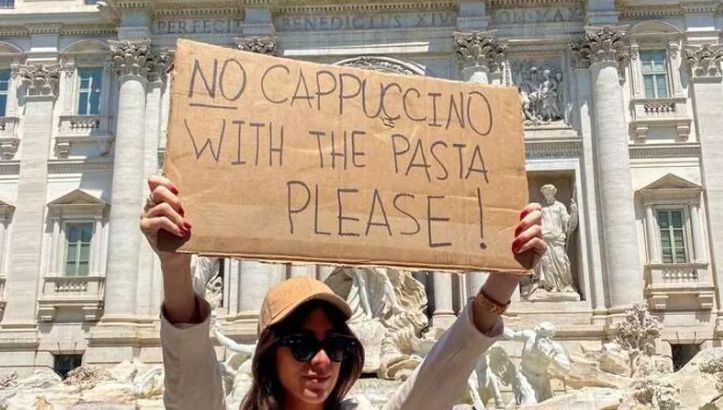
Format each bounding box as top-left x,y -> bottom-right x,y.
491,7 -> 584,25
274,12 -> 456,32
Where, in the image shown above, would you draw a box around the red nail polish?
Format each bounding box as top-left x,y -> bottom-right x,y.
520,208 -> 529,219
179,206 -> 185,216
512,238 -> 522,252
177,228 -> 187,237
184,221 -> 192,230
170,186 -> 179,195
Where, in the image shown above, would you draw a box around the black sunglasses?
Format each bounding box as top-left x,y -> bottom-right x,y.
277,333 -> 358,363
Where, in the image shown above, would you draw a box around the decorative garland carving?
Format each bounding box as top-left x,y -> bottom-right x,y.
453,30 -> 507,73
108,40 -> 174,82
684,43 -> 723,78
11,64 -> 61,97
569,25 -> 630,69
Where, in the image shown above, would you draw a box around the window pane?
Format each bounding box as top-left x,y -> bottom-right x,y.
77,261 -> 89,276
643,75 -> 656,98
656,75 -> 668,98
0,70 -> 9,117
657,211 -> 670,228
78,68 -> 102,115
671,211 -> 683,228
662,248 -> 673,264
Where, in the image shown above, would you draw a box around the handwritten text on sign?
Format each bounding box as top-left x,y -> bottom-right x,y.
164,39 -> 528,272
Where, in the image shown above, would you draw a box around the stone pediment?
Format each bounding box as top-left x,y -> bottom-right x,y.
637,173 -> 702,201
48,189 -> 108,217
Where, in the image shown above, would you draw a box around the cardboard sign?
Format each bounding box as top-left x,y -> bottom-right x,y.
163,39 -> 530,273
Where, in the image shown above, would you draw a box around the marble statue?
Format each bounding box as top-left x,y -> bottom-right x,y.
324,267 -> 429,380
512,63 -> 568,125
191,256 -> 224,309
212,318 -> 257,407
504,322 -> 571,403
467,351 -> 506,409
524,184 -> 579,301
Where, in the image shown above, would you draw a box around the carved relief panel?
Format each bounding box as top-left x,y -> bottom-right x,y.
507,57 -> 572,127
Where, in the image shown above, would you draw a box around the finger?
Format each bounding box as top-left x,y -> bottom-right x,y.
151,185 -> 185,216
512,224 -> 542,253
519,203 -> 542,220
148,175 -> 179,196
145,202 -> 188,229
517,237 -> 546,255
515,210 -> 542,236
140,216 -> 186,237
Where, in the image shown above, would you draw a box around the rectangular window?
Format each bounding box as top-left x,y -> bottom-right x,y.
85,0 -> 98,4
657,209 -> 688,264
0,69 -> 10,116
640,50 -> 668,99
0,0 -> 14,9
77,67 -> 103,115
64,222 -> 93,276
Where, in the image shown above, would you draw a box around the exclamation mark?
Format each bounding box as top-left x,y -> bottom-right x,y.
477,187 -> 486,249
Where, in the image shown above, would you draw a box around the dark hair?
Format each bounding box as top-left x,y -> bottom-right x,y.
240,300 -> 365,410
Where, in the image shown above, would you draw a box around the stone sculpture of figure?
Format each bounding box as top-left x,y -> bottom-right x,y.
487,345 -> 537,406
504,322 -> 571,403
467,352 -> 505,409
526,184 -> 578,298
191,256 -> 223,309
212,319 -> 257,408
324,267 -> 429,380
539,70 -> 562,122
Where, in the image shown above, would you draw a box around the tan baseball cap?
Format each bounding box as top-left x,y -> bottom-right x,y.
258,276 -> 352,335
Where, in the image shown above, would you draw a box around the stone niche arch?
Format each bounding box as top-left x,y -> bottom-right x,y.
334,56 -> 426,76
61,39 -> 110,56
0,41 -> 24,59
629,20 -> 683,36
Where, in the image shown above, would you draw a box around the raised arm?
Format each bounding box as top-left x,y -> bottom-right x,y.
140,176 -> 224,410
383,204 -> 545,410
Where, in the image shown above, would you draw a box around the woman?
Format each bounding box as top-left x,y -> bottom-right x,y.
140,176 -> 545,410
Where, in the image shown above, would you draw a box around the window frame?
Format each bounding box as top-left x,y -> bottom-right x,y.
0,69 -> 10,117
62,220 -> 94,277
75,66 -> 103,116
639,49 -> 670,99
654,205 -> 693,265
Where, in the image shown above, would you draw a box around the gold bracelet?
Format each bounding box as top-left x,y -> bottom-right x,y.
475,289 -> 511,315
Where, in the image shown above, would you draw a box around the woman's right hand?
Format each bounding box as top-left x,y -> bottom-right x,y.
140,175 -> 192,265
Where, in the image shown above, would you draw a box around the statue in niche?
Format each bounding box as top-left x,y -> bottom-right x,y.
504,322 -> 571,403
513,63 -> 569,125
523,184 -> 579,301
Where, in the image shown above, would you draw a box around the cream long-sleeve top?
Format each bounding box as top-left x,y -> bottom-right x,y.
160,295 -> 503,410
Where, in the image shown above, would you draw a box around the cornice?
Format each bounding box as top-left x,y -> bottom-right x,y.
61,25 -> 118,36
0,162 -> 20,176
618,6 -> 683,20
488,0 -> 580,8
264,1 -> 457,14
153,1 -> 241,17
628,143 -> 701,159
24,23 -> 64,35
48,160 -> 114,174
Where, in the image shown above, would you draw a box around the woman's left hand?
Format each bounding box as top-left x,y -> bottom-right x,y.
472,203 -> 546,333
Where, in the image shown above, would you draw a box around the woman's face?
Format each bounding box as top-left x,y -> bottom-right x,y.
276,307 -> 342,406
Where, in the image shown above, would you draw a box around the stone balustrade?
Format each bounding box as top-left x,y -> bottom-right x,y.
629,97 -> 692,140
0,116 -> 20,160
646,262 -> 715,310
55,114 -> 114,158
37,276 -> 105,322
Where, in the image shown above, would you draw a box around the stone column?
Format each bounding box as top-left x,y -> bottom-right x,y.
644,204 -> 660,263
103,41 -> 171,320
451,31 -> 504,302
453,30 -> 506,83
3,64 -> 59,325
571,26 -> 643,312
432,271 -> 455,328
689,202 -> 706,263
683,44 -> 723,315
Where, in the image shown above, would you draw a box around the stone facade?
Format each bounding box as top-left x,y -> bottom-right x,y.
0,0 -> 722,378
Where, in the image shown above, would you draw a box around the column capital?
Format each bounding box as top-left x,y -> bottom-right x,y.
11,63 -> 61,98
235,36 -> 278,56
108,40 -> 174,82
569,25 -> 630,69
684,43 -> 723,81
453,30 -> 507,73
